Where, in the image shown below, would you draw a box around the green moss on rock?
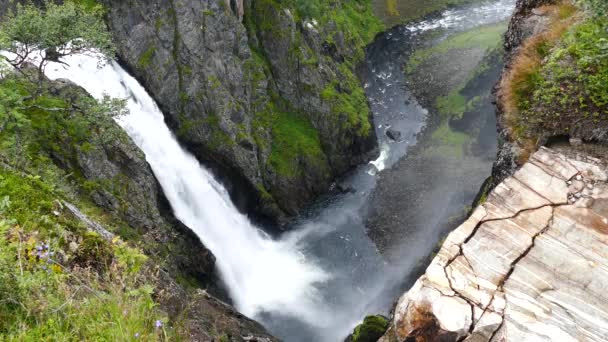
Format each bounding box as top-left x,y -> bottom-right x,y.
255,102 -> 326,178
351,315 -> 389,342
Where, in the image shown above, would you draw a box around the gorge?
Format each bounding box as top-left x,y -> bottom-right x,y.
0,0 -> 606,341
34,0 -> 518,340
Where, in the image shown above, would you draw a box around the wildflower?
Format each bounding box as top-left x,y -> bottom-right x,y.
36,245 -> 43,251
44,243 -> 50,250
155,320 -> 162,328
41,265 -> 47,270
134,332 -> 140,338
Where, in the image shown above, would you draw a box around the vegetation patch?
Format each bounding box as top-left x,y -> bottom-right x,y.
426,121 -> 471,158
256,102 -> 326,178
0,170 -> 171,340
351,315 -> 389,342
499,1 -> 608,160
0,4 -> 178,339
138,45 -> 156,68
406,22 -> 507,73
321,74 -> 372,137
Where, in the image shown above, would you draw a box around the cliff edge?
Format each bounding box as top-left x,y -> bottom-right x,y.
381,146 -> 608,341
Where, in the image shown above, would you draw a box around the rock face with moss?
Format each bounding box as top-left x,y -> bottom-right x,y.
47,80 -> 216,289
0,71 -> 276,340
101,0 -> 382,224
493,0 -> 608,185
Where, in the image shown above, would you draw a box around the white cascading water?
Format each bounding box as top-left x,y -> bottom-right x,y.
41,54 -> 331,327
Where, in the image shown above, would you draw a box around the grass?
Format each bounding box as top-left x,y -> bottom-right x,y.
255,102 -> 327,178
406,22 -> 507,73
0,170 -> 171,341
497,1 -> 604,161
500,3 -> 579,121
0,72 -> 178,340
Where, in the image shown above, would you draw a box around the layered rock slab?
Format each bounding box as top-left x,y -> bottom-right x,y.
383,147 -> 608,341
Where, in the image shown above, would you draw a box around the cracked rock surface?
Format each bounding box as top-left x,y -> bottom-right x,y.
381,147 -> 608,341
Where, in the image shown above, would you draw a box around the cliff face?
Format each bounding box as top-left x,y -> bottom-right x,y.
381,146 -> 608,341
491,0 -> 559,185
493,0 -> 608,185
101,0 -> 380,224
51,82 -> 278,341
48,80 -> 216,289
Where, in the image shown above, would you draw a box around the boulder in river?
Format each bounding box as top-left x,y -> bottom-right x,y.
385,128 -> 402,141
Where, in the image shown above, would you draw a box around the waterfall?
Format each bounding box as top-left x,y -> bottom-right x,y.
42,55 -> 330,327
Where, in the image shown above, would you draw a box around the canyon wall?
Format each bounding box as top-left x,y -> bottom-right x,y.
101,0 -> 381,225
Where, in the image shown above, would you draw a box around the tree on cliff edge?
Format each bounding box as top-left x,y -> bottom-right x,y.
0,1 -> 125,166
0,0 -> 115,88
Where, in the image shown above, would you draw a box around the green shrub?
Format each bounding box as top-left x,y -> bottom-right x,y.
518,16 -> 608,135
579,0 -> 608,16
351,315 -> 389,342
0,170 -> 170,341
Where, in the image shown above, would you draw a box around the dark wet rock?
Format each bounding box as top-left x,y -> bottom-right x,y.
386,128 -> 402,141
503,0 -> 558,61
335,183 -> 357,194
100,0 -> 378,226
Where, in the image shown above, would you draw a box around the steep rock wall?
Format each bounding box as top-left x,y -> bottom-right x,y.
101,0 -> 380,225
492,0 -> 559,185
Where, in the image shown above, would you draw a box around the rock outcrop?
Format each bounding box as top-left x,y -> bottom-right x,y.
492,0 -> 558,185
381,147 -> 608,341
44,79 -> 276,340
47,80 -> 216,286
101,0 -> 379,224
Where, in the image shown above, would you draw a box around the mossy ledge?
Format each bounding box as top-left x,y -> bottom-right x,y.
494,0 -> 607,179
